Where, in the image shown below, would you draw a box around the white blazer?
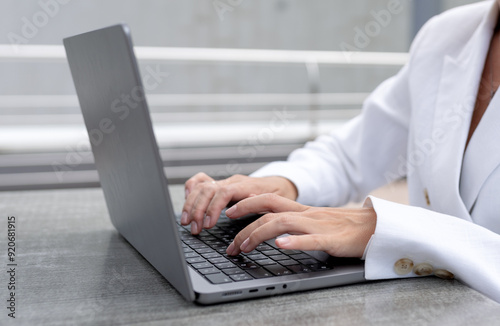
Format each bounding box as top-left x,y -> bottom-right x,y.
252,0 -> 500,302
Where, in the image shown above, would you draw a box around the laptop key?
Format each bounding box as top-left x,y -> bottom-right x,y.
265,264 -> 292,276
280,249 -> 302,255
219,237 -> 233,243
198,230 -> 210,237
289,253 -> 312,260
222,268 -> 245,275
228,256 -> 251,263
190,244 -> 209,250
199,235 -> 217,241
192,262 -> 213,269
287,264 -> 312,274
205,273 -> 233,284
205,240 -> 225,246
195,248 -> 214,254
238,262 -> 259,270
184,252 -> 200,258
209,257 -> 229,264
186,257 -> 206,264
261,249 -> 280,256
255,259 -> 277,266
208,229 -> 224,235
264,240 -> 278,248
183,239 -> 202,245
198,267 -> 220,275
246,267 -> 273,279
308,263 -> 333,271
256,244 -> 273,251
212,244 -> 227,250
298,258 -> 319,265
247,253 -> 267,261
269,254 -> 288,261
230,273 -> 253,282
215,262 -> 235,269
277,259 -> 298,266
201,252 -> 221,259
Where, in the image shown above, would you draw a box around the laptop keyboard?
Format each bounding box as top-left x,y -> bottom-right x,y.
178,212 -> 334,284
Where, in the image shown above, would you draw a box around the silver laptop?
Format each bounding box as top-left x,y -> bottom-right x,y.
63,24 -> 365,304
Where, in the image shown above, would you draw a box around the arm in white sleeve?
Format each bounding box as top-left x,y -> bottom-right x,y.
251,13 -> 441,207
251,65 -> 411,207
364,196 -> 500,303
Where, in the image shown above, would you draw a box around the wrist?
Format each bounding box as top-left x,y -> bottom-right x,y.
269,176 -> 298,200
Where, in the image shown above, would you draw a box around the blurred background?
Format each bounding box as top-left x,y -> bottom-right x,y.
0,0 -> 483,190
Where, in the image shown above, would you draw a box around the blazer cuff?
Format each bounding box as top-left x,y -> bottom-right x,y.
362,196 -> 454,281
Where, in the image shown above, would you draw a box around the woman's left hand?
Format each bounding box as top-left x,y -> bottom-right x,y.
225,193 -> 377,258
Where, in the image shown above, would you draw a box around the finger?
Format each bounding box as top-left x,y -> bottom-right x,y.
225,193 -> 305,219
202,182 -> 258,228
181,177 -> 206,222
181,185 -> 202,225
227,214 -> 316,255
188,182 -> 220,234
206,183 -> 262,221
181,181 -> 215,229
204,184 -> 235,229
275,234 -> 331,252
276,234 -> 365,258
184,172 -> 213,199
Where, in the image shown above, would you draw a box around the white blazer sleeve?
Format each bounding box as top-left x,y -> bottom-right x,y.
249,21 -> 435,207
251,10 -> 441,208
251,64 -> 412,207
364,196 -> 500,303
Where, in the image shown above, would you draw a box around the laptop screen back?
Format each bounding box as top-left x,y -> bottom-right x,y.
64,24 -> 194,301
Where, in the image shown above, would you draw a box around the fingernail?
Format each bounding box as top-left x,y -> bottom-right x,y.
203,215 -> 211,228
276,237 -> 290,247
226,205 -> 236,217
240,238 -> 250,252
226,242 -> 235,255
185,189 -> 189,199
191,221 -> 198,234
180,211 -> 188,225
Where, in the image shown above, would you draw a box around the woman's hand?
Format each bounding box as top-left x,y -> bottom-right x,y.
181,173 -> 298,234
225,193 -> 377,258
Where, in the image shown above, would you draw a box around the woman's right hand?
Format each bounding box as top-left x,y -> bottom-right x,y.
181,172 -> 298,234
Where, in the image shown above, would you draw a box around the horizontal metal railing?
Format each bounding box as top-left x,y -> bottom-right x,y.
0,45 -> 408,190
0,144 -> 301,191
0,44 -> 408,65
0,93 -> 370,108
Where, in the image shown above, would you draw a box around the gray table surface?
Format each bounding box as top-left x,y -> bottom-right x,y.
1,186 -> 500,326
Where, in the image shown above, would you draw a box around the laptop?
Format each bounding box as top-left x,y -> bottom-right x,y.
63,24 -> 365,304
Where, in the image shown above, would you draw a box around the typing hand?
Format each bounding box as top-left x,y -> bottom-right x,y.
225,193 -> 376,258
181,173 -> 298,234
